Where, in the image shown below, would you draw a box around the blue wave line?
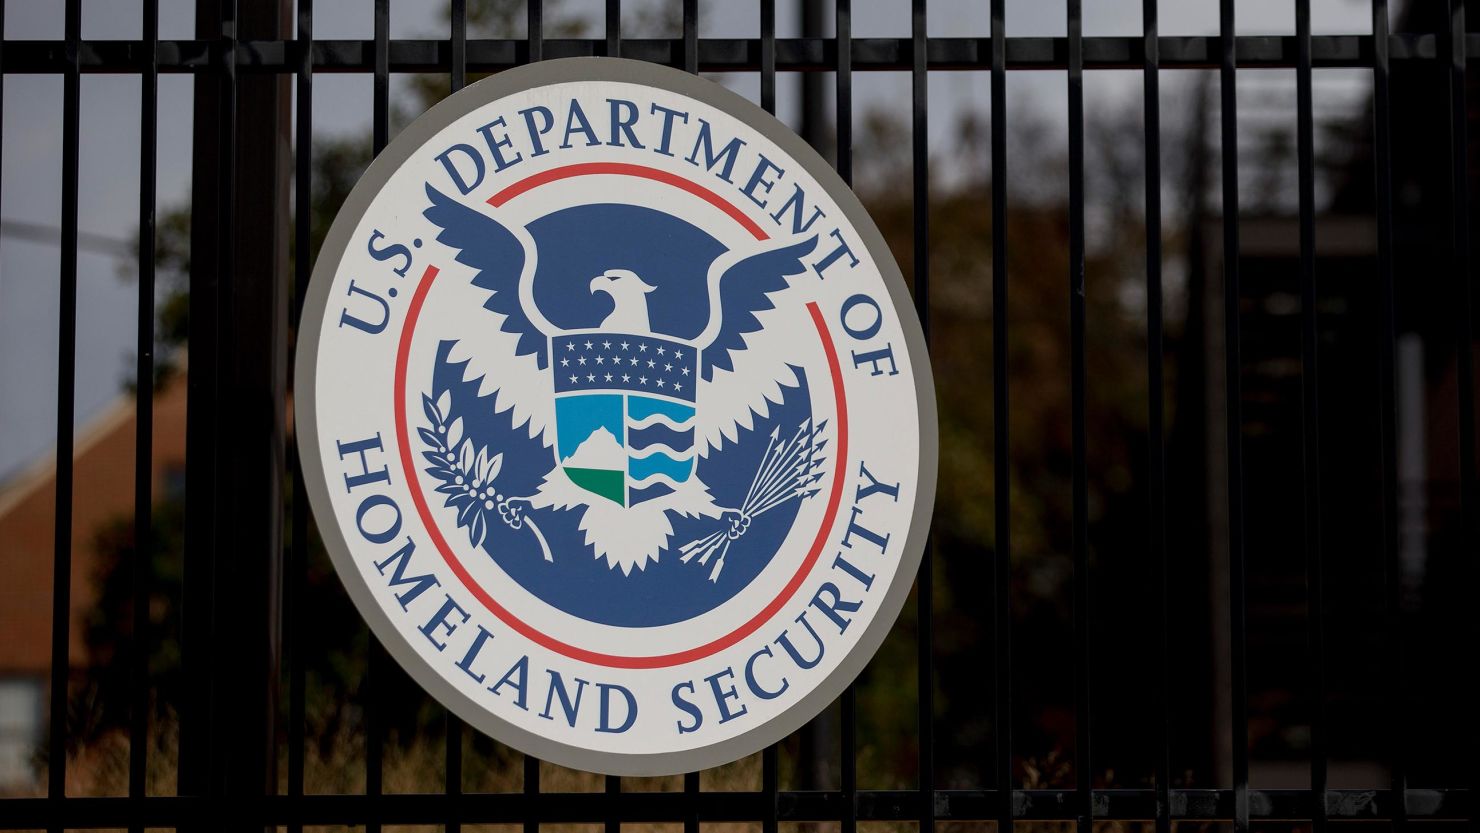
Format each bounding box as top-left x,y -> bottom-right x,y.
627,396 -> 695,423
628,453 -> 694,483
628,422 -> 695,453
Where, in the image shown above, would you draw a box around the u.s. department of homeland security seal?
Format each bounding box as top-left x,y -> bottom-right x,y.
295,57 -> 937,775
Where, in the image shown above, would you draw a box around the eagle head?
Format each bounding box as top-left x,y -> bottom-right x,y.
590,269 -> 657,333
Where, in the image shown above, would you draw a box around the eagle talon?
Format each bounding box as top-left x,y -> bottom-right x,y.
721,510 -> 751,540
498,497 -> 530,529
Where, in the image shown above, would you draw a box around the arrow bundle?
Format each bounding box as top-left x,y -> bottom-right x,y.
679,418 -> 829,582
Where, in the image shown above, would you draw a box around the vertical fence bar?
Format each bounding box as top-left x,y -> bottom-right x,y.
682,770 -> 698,833
208,0 -> 293,815
446,707 -> 463,833
1141,4 -> 1169,833
834,0 -> 858,829
444,701 -> 463,830
1368,1 -> 1403,826
1446,11 -> 1478,828
365,4 -> 390,830
0,0 -> 4,247
180,0 -> 239,814
989,0 -> 1012,827
759,7 -> 778,824
1294,2 -> 1326,830
529,0 -> 543,63
606,0 -> 620,57
229,0 -> 291,807
1217,2 -> 1250,831
451,0 -> 466,92
373,0 -> 388,152
911,4 -> 935,831
682,6 -> 700,828
48,1 -> 82,824
762,744 -> 779,833
1065,1 -> 1091,831
605,773 -> 620,833
836,0 -> 852,185
0,42 -> 5,833
214,13 -> 241,769
760,0 -> 775,116
128,1 -> 160,830
523,755 -> 540,833
522,8 -> 542,819
683,0 -> 697,74
445,5 -> 467,827
287,1 -> 313,831
681,7 -> 700,830
601,7 -> 621,823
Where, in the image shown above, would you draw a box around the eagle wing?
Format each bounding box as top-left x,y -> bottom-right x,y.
423,185 -> 554,444
693,234 -> 819,457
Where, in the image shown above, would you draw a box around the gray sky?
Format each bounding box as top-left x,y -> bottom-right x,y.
0,0 -> 1373,480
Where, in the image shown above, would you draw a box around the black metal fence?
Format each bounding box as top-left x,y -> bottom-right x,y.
1,0 -> 1476,830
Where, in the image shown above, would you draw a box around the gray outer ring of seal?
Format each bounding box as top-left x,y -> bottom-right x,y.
295,56 -> 938,777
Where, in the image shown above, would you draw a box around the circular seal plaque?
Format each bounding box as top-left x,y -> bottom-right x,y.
297,57 -> 936,775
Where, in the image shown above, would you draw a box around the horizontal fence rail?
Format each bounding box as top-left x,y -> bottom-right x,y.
0,787 -> 1474,827
4,34 -> 1480,74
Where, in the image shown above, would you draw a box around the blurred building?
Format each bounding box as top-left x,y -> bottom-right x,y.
0,378 -> 185,790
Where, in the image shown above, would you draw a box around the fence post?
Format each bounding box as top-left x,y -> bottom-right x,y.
181,0 -> 292,826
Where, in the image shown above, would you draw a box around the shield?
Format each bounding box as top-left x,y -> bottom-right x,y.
550,330 -> 699,506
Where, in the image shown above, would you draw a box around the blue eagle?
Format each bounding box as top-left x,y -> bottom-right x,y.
421,185 -> 827,580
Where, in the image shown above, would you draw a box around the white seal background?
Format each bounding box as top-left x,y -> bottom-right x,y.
296,58 -> 937,775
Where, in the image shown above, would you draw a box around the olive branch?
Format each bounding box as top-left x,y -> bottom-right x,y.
418,390 -> 504,549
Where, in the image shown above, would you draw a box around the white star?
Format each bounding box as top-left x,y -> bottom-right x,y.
664,363 -> 673,372
595,355 -> 605,365
630,357 -> 639,366
620,341 -> 630,350
657,346 -> 666,355
578,356 -> 587,365
647,359 -> 656,368
638,376 -> 648,385
602,340 -> 611,349
585,340 -> 594,350
622,374 -> 630,382
569,375 -> 578,383
673,349 -> 683,359
604,373 -> 613,382
638,343 -> 648,352
656,378 -> 665,388
566,342 -> 575,351
673,382 -> 683,392
587,373 -> 596,382
560,357 -> 569,367
682,366 -> 691,376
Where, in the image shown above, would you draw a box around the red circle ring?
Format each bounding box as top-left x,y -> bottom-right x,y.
392,163 -> 850,669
